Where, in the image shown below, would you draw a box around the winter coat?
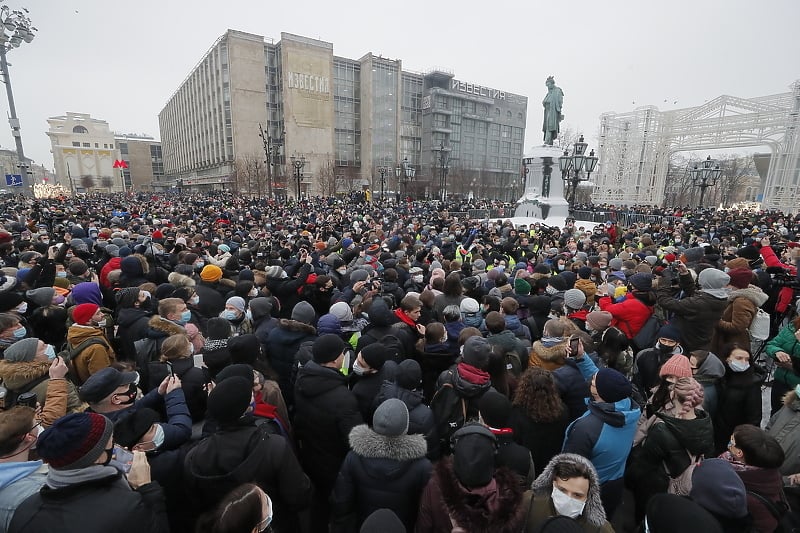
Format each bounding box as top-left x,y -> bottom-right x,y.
200,341 -> 232,379
713,365 -> 764,454
265,263 -> 312,319
330,424 -> 431,533
115,307 -> 152,361
416,460 -> 527,533
504,314 -> 532,342
418,342 -> 459,402
527,453 -> 613,533
693,352 -> 726,417
575,278 -> 598,307
766,323 -> 800,387
352,362 -> 397,423
66,324 -> 115,383
632,346 -> 684,394
266,319 -> 317,406
711,285 -> 768,356
374,381 -> 438,459
146,357 -> 208,422
734,464 -> 785,533
294,361 -> 363,497
183,419 -> 312,532
8,469 -> 169,533
0,461 -> 45,531
529,338 -> 569,371
26,306 -> 68,347
767,390 -> 800,475
0,359 -> 82,413
494,431 -> 535,488
192,280 -> 227,320
657,276 -> 729,352
433,293 -> 465,322
510,404 -> 570,477
135,315 -> 185,386
487,329 -> 529,367
598,293 -> 653,340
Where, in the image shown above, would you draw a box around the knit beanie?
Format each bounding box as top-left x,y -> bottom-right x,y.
207,376 -> 252,425
736,246 -> 761,261
577,266 -> 592,280
329,301 -> 353,323
395,359 -> 422,390
228,336 -> 260,365
460,297 -> 480,314
25,287 -> 54,308
586,311 -> 613,332
725,257 -> 750,271
657,324 -> 681,342
452,423 -> 497,488
225,296 -> 246,313
113,408 -> 161,449
462,336 -> 491,370
563,288 -> 586,310
36,413 -> 114,470
72,303 -> 99,325
291,301 -> 316,325
690,458 -> 748,518
477,390 -> 512,428
682,247 -> 705,264
3,337 -> 40,362
359,342 -> 386,370
659,354 -> 692,379
68,259 -> 89,276
312,334 -> 345,364
317,314 -> 342,335
206,317 -> 233,340
248,297 -> 273,320
594,368 -> 632,403
548,275 -> 568,292
629,272 -> 653,291
372,398 -> 409,437
0,291 -> 23,312
200,265 -> 223,282
727,268 -> 754,289
514,278 -> 532,295
609,258 -> 623,271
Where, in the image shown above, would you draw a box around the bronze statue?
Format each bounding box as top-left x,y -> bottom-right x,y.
542,76 -> 564,145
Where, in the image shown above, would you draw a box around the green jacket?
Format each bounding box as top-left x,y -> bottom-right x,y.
766,324 -> 800,387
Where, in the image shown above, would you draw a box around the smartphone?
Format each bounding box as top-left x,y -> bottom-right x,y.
16,391 -> 37,409
165,361 -> 175,378
193,354 -> 205,369
569,335 -> 580,355
111,445 -> 134,474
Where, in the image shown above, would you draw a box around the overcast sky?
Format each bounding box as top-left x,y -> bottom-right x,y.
6,0 -> 800,169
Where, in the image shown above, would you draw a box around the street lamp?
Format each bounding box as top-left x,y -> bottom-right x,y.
0,5 -> 36,197
290,155 -> 305,200
395,157 -> 416,201
259,124 -> 284,199
559,134 -> 598,212
434,142 -> 450,202
689,155 -> 721,208
377,165 -> 388,202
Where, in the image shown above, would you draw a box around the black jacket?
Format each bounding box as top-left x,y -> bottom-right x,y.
657,274 -> 729,352
146,357 -> 209,422
294,361 -> 363,497
115,307 -> 151,361
351,362 -> 397,423
9,470 -> 169,533
374,382 -> 439,459
193,280 -> 226,320
553,358 -> 591,422
266,319 -> 317,407
509,403 -> 570,477
713,365 -> 764,454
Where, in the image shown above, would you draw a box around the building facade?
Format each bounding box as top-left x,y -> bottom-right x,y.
46,113 -> 123,193
159,30 -> 528,199
114,134 -> 163,191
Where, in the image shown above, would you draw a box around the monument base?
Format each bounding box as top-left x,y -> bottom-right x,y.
515,145 -> 569,221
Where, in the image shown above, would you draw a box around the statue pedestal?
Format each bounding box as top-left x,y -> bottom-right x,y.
514,145 -> 570,220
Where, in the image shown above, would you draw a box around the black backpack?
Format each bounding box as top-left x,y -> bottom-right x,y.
429,375 -> 469,456
748,489 -> 800,533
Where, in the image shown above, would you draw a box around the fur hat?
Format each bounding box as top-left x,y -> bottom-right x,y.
372,398 -> 409,437
36,413 -> 114,470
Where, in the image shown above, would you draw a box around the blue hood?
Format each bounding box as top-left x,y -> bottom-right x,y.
0,460 -> 43,490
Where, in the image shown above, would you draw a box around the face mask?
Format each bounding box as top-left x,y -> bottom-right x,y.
223,310 -> 239,321
178,309 -> 192,324
352,360 -> 367,376
13,326 -> 26,339
413,275 -> 423,283
42,344 -> 57,360
246,309 -> 253,321
189,295 -> 199,305
96,319 -> 107,328
195,261 -> 204,269
656,342 -> 674,354
41,239 -> 49,245
150,424 -> 165,451
102,447 -> 115,467
115,384 -> 137,405
15,303 -> 27,314
728,360 -> 750,372
337,268 -> 347,275
551,486 -> 586,519
249,288 -> 258,297
557,264 -> 565,271
56,271 -> 67,278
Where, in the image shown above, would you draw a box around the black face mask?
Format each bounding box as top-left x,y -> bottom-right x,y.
657,342 -> 674,354
102,447 -> 114,466
114,384 -> 137,405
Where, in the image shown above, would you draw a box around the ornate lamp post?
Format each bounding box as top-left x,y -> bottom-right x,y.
0,5 -> 36,197
377,165 -> 388,202
559,134 -> 598,212
434,142 -> 450,202
689,155 -> 721,208
395,157 -> 416,201
259,125 -> 284,199
290,155 -> 306,200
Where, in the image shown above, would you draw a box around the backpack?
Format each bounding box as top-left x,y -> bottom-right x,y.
0,373 -> 49,410
56,337 -> 111,385
134,337 -> 160,389
749,308 -> 771,341
631,314 -> 662,353
665,450 -> 700,496
429,380 -> 468,456
748,489 -> 800,533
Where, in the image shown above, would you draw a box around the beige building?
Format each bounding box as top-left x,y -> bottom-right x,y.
46,113 -> 123,193
114,134 -> 163,191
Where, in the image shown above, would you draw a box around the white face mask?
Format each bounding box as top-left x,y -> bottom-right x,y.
413,275 -> 423,283
189,295 -> 200,305
551,486 -> 586,519
15,302 -> 27,314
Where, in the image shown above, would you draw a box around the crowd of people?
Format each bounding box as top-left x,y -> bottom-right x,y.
0,191 -> 799,533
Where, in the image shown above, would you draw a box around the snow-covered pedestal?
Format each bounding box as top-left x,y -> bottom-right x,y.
514,145 -> 569,221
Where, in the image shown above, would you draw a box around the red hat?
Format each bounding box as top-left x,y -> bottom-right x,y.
727,268 -> 754,289
151,230 -> 164,241
659,354 -> 692,379
664,253 -> 676,263
72,303 -> 99,325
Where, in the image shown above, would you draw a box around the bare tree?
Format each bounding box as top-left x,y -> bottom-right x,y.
715,154 -> 756,207
336,165 -> 361,194
232,154 -> 266,196
80,175 -> 95,192
318,158 -> 337,197
101,176 -> 114,189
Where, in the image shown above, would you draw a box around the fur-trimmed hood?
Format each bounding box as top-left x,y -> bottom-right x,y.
531,339 -> 569,365
147,314 -> 185,337
531,453 -> 607,528
728,285 -> 768,307
276,318 -> 316,335
167,271 -> 196,288
0,359 -> 49,390
349,424 -> 427,461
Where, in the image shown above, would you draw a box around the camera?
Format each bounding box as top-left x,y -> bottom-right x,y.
16,391 -> 37,409
766,266 -> 800,289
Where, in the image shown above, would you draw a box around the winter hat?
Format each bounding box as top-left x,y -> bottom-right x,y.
607,270 -> 626,283
594,368 -> 632,403
472,259 -> 487,272
264,265 -> 285,278
586,311 -> 613,332
372,398 -> 409,437
452,423 -> 497,488
560,271 -> 576,289
104,244 -> 120,257
312,333 -> 346,364
395,359 -> 422,390
534,516 -> 586,533
460,297 -> 480,314
3,337 -> 40,362
217,244 -> 230,253
577,266 -> 592,280
78,367 -> 139,403
113,408 -> 161,449
291,301 -> 316,325
462,336 -> 491,370
206,317 -> 233,340
25,287 -> 54,308
200,265 -> 223,282
629,272 -> 653,291
359,342 -> 387,370
228,336 -> 260,365
698,268 -> 730,290
71,282 -> 103,306
317,314 -> 342,335
644,255 -> 658,266
609,258 -> 623,271
724,257 -> 750,271
359,509 -> 406,533
0,291 -> 23,312
72,303 -> 99,325
350,269 -> 369,283
690,458 -> 748,518
225,296 -> 246,313
644,494 -> 722,533
120,256 -> 143,277
36,412 -> 114,470
736,246 -> 761,261
514,278 -> 532,295
659,354 -> 692,379
155,283 -> 176,301
477,390 -> 512,428
329,301 -> 354,323
68,259 -> 89,276
215,363 -> 254,383
207,376 -> 252,425
341,238 -> 353,250
682,246 -> 705,264
248,297 -> 273,320
727,268 -> 753,289
548,275 -> 568,292
563,289 -> 586,310
657,324 -> 681,342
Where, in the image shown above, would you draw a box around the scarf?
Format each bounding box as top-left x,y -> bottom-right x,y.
203,338 -> 228,351
394,308 -> 417,329
457,362 -> 490,385
46,464 -> 127,490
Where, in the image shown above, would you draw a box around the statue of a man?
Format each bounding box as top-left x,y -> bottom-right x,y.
542,76 -> 564,145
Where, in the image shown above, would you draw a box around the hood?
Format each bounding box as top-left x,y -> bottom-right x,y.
657,410 -> 714,455
185,425 -> 263,484
275,318 -> 316,336
504,315 -> 523,330
445,321 -> 465,338
0,359 -> 49,390
295,360 -> 348,398
71,282 -> 103,306
348,424 -> 427,461
367,298 -> 395,327
696,352 -> 726,381
728,285 -> 769,307
116,307 -> 151,328
146,314 -> 184,337
586,397 -> 640,428
531,453 -> 607,528
451,366 -> 491,399
531,339 -> 568,365
488,330 -> 521,352
0,460 -> 45,490
67,324 -> 106,345
167,271 -> 195,288
377,381 -> 424,411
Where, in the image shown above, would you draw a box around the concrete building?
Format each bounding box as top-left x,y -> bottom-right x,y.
46,113 -> 123,193
159,29 -> 528,199
114,134 -> 164,191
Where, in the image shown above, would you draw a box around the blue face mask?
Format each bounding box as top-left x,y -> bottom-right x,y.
177,309 -> 192,325
223,310 -> 239,321
151,424 -> 165,450
45,344 -> 56,360
56,271 -> 67,278
13,326 -> 26,339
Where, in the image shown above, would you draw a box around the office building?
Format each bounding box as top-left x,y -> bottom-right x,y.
114,134 -> 164,191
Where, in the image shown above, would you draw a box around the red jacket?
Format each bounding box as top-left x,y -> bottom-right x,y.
99,257 -> 121,289
760,244 -> 796,313
598,293 -> 653,339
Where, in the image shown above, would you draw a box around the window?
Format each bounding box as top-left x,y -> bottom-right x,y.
82,142 -> 90,147
72,142 -> 80,147
464,119 -> 475,133
489,140 -> 500,153
476,122 -> 487,135
94,143 -> 99,148
72,126 -> 88,134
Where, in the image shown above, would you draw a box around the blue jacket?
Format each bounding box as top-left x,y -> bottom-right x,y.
562,356 -> 639,484
0,461 -> 46,530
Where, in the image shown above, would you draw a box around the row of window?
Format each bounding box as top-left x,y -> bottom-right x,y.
71,142 -> 115,149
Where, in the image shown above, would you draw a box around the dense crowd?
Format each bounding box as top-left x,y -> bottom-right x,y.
0,192 -> 799,533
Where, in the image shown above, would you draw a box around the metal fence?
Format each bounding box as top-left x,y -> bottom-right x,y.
571,210 -> 682,227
